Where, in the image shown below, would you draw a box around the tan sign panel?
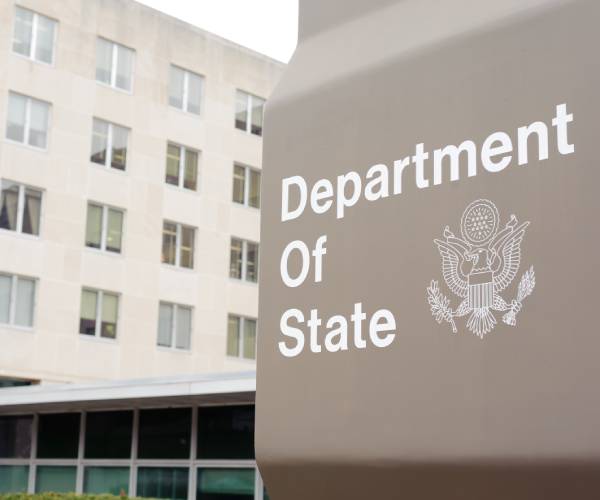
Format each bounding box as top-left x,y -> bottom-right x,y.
257,0 -> 600,498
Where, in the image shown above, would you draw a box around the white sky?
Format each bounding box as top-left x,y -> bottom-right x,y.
134,0 -> 298,63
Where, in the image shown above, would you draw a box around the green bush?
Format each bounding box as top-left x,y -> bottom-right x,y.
0,495 -> 140,500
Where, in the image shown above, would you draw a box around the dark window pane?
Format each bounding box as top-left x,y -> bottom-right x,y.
137,467 -> 188,500
84,467 -> 130,495
197,405 -> 254,459
183,149 -> 198,190
0,465 -> 28,493
138,408 -> 191,459
248,170 -> 261,209
35,466 -> 76,493
91,119 -> 109,165
111,124 -> 128,171
22,188 -> 41,235
232,165 -> 245,204
162,222 -> 177,265
0,182 -> 19,232
37,413 -> 80,458
0,415 -> 32,458
229,238 -> 243,279
246,242 -> 259,283
235,91 -> 247,131
197,468 -> 255,500
166,144 -> 180,186
85,410 -> 132,459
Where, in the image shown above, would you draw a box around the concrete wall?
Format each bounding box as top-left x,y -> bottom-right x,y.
0,0 -> 284,383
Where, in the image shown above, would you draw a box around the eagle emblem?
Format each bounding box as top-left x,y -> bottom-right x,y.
427,199 -> 535,338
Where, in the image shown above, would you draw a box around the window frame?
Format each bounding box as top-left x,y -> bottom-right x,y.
227,314 -> 257,361
0,273 -> 37,330
230,238 -> 259,283
235,90 -> 265,137
96,37 -> 135,93
90,118 -> 129,172
232,163 -> 261,209
162,221 -> 196,270
6,92 -> 51,151
165,142 -> 200,192
157,301 -> 193,352
85,202 -> 125,254
169,65 -> 204,115
12,6 -> 58,65
79,288 -> 120,341
0,180 -> 43,237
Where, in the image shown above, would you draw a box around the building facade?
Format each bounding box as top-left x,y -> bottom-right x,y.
0,0 -> 284,384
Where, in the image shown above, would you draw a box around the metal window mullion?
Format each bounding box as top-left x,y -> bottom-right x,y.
241,240 -> 248,281
182,71 -> 189,112
27,413 -> 39,493
172,303 -> 178,349
175,223 -> 182,267
129,408 -> 139,497
24,97 -> 32,145
243,167 -> 250,206
95,290 -> 103,337
179,146 -> 185,188
106,123 -> 113,168
246,94 -> 252,133
16,184 -> 25,233
9,275 -> 18,325
188,406 -> 198,500
110,43 -> 118,88
100,205 -> 109,251
30,13 -> 38,60
75,411 -> 86,493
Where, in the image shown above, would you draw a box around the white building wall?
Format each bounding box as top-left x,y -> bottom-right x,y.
0,0 -> 284,383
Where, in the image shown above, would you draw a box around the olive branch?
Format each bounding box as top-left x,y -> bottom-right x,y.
427,280 -> 457,333
503,266 -> 535,326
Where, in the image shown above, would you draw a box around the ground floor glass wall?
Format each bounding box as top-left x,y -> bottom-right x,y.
0,404 -> 267,499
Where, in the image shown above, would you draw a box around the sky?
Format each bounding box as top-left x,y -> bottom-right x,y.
135,0 -> 299,63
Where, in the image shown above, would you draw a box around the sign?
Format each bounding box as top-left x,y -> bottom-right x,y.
257,0 -> 600,498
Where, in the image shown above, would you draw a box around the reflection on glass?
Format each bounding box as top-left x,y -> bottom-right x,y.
249,169 -> 261,208
85,204 -> 102,249
243,319 -> 257,360
6,93 -> 27,143
15,277 -> 35,327
111,124 -> 128,170
0,465 -> 28,493
184,149 -> 198,190
101,292 -> 118,339
96,38 -> 113,85
246,242 -> 259,283
166,144 -> 181,186
91,119 -> 109,165
157,303 -> 173,347
232,165 -> 245,204
116,45 -> 134,91
79,289 -> 97,336
137,467 -> 188,500
35,14 -> 56,64
235,91 -> 248,131
35,466 -> 77,493
251,96 -> 265,136
106,208 -> 123,253
162,222 -> 177,265
180,225 -> 195,269
196,468 -> 255,500
12,7 -> 33,58
230,238 -> 243,279
28,98 -> 49,148
227,315 -> 240,357
187,72 -> 203,115
176,306 -> 192,349
84,467 -> 130,495
169,66 -> 185,110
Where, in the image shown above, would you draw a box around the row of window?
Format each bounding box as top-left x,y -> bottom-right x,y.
6,92 -> 263,205
0,408 -> 268,498
0,272 -> 256,360
1,179 -> 259,275
13,6 -> 265,135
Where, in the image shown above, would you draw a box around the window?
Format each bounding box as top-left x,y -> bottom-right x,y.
235,90 -> 265,136
90,118 -> 129,171
138,408 -> 191,459
12,7 -> 56,64
230,238 -> 259,282
157,302 -> 192,350
197,405 -> 255,459
0,274 -> 36,328
197,468 -> 255,499
0,181 -> 42,236
227,315 -> 257,360
0,465 -> 28,493
85,203 -> 124,253
0,416 -> 32,458
162,221 -> 195,269
85,411 -> 133,459
138,467 -> 188,499
6,92 -> 50,149
35,466 -> 76,493
232,164 -> 261,208
166,143 -> 199,191
37,413 -> 80,459
79,289 -> 119,339
169,65 -> 203,114
96,38 -> 134,92
84,467 -> 129,495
